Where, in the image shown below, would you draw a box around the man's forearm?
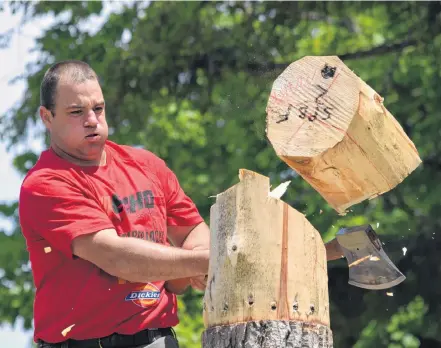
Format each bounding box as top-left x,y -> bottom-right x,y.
325,238 -> 344,261
103,237 -> 209,283
181,222 -> 210,250
164,278 -> 191,295
163,222 -> 210,293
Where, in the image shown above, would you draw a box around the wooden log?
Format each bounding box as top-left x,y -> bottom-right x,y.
265,56 -> 422,214
202,169 -> 332,348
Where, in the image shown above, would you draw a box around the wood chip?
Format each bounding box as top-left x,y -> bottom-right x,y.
61,324 -> 75,337
268,180 -> 291,199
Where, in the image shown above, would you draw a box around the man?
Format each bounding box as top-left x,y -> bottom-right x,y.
19,60 -> 344,348
19,60 -> 210,348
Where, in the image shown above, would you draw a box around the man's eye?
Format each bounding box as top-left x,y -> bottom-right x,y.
70,110 -> 82,115
94,106 -> 104,113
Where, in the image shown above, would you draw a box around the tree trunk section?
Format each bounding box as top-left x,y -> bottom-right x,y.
265,55 -> 421,214
202,320 -> 332,348
202,170 -> 332,348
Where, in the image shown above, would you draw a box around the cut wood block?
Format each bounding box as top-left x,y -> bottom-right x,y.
266,56 -> 422,214
202,169 -> 332,348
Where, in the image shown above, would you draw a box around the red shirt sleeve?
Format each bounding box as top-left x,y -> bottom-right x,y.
127,146 -> 204,227
162,164 -> 204,227
19,173 -> 114,259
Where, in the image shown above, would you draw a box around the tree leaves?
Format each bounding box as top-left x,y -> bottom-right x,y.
1,1 -> 440,346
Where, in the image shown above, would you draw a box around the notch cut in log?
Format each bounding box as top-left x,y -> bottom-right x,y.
202,169 -> 332,348
266,56 -> 422,214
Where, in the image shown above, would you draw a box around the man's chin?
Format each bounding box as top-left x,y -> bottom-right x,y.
79,144 -> 107,165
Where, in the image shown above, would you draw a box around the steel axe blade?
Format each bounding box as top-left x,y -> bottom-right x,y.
336,224 -> 405,290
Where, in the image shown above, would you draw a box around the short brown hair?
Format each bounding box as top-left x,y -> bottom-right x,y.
40,60 -> 99,111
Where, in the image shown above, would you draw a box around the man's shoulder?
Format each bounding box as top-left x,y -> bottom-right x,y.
107,141 -> 166,169
20,150 -> 75,195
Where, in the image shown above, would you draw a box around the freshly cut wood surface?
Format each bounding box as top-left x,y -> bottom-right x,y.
266,56 -> 422,214
202,169 -> 331,347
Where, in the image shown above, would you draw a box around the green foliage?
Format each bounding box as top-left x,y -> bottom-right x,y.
1,1 -> 441,346
174,291 -> 205,348
0,202 -> 34,329
355,296 -> 428,348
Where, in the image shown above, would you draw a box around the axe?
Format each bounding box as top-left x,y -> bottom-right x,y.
268,183 -> 405,290
334,224 -> 405,290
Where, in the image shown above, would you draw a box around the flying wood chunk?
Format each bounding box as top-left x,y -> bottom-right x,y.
266,56 -> 422,214
202,169 -> 332,348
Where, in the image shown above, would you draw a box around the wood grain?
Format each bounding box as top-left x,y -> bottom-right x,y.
266,56 -> 421,214
202,170 -> 331,347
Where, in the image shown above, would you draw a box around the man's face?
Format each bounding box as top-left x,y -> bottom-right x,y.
40,79 -> 109,164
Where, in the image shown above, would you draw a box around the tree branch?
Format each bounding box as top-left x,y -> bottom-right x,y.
249,39 -> 418,74
338,39 -> 418,60
422,158 -> 441,171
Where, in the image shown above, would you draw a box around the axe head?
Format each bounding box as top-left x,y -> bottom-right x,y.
336,224 -> 405,290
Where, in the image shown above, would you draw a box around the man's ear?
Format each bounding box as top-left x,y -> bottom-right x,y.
39,106 -> 53,131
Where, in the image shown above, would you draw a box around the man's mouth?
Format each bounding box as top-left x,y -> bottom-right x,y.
86,133 -> 99,138
85,133 -> 102,142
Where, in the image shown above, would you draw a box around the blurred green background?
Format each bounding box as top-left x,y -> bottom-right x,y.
0,1 -> 440,347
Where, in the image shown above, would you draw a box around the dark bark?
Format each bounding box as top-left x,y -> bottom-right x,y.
202,320 -> 333,348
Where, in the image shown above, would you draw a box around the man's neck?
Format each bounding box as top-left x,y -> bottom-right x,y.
51,143 -> 107,167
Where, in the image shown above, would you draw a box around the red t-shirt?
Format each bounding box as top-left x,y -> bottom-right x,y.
19,140 -> 204,344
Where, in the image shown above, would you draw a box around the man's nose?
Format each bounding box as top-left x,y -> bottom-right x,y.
84,109 -> 99,127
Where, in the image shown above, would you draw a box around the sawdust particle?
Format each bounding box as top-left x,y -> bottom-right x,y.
61,324 -> 75,337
